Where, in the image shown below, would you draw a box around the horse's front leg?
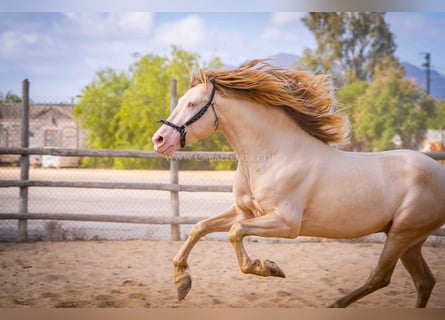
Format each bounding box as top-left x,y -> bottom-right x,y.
172,204 -> 248,300
228,211 -> 300,278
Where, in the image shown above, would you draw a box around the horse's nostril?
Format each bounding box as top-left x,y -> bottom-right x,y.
155,135 -> 165,146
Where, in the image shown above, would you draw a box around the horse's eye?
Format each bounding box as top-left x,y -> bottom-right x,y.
188,102 -> 196,108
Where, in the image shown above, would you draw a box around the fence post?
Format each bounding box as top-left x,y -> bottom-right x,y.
18,79 -> 30,242
169,79 -> 180,241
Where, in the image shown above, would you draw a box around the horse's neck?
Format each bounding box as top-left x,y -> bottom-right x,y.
217,96 -> 331,161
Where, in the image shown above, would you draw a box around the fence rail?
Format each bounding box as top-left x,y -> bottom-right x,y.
0,213 -> 205,225
0,179 -> 232,192
0,146 -> 237,160
1,146 -> 444,161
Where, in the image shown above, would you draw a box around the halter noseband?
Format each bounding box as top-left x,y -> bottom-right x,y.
159,83 -> 219,148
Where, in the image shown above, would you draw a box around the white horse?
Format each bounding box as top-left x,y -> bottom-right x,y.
152,60 -> 445,307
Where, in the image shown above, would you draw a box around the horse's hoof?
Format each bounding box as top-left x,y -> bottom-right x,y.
328,303 -> 345,308
175,272 -> 192,301
264,259 -> 286,278
328,299 -> 346,308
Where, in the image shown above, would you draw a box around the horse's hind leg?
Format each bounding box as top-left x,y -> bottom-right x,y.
330,230 -> 425,308
401,240 -> 436,307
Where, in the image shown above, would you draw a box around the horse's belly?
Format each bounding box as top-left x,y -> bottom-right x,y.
299,213 -> 392,239
299,192 -> 395,239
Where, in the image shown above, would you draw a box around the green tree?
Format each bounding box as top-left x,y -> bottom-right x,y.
73,68 -> 130,167
354,67 -> 430,151
301,12 -> 397,85
0,91 -> 22,104
336,80 -> 368,150
112,54 -> 170,169
427,99 -> 445,130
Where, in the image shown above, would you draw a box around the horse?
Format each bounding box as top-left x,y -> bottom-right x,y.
152,59 -> 445,307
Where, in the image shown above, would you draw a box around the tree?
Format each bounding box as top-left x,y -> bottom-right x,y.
336,80 -> 368,150
354,66 -> 431,151
73,68 -> 130,167
427,99 -> 445,130
0,91 -> 22,104
301,12 -> 397,85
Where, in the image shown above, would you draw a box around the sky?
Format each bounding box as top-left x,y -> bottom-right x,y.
1,11 -> 445,101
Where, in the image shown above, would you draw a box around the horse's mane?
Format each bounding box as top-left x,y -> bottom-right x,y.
191,59 -> 350,146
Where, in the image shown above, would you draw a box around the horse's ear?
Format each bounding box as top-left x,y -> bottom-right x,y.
189,71 -> 201,87
199,68 -> 208,85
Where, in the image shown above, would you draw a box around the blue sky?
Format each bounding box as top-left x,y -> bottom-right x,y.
1,12 -> 445,101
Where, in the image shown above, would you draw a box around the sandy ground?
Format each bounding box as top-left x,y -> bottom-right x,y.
0,240 -> 444,308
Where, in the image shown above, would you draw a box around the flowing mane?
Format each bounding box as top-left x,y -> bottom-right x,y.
191,59 -> 350,145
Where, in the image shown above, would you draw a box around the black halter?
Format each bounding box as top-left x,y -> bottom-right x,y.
159,83 -> 219,148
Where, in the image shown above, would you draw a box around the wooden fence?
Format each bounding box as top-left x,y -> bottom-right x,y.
0,146 -> 236,241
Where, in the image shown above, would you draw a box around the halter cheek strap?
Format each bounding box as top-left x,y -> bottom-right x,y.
159,83 -> 218,148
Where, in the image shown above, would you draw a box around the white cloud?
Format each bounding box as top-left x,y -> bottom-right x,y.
271,12 -> 304,26
118,12 -> 154,35
62,12 -> 111,37
0,30 -> 54,57
1,31 -> 37,53
62,12 -> 154,38
153,15 -> 206,48
261,12 -> 305,42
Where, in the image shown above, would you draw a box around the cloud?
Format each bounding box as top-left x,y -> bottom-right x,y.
1,31 -> 35,54
271,12 -> 304,26
118,12 -> 154,35
62,12 -> 154,38
261,12 -> 304,42
52,12 -> 155,73
0,30 -> 54,57
153,15 -> 207,48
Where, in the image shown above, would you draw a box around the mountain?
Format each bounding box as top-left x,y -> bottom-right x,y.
402,62 -> 445,99
266,53 -> 301,68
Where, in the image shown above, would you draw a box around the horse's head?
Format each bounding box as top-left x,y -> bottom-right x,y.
152,82 -> 219,157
